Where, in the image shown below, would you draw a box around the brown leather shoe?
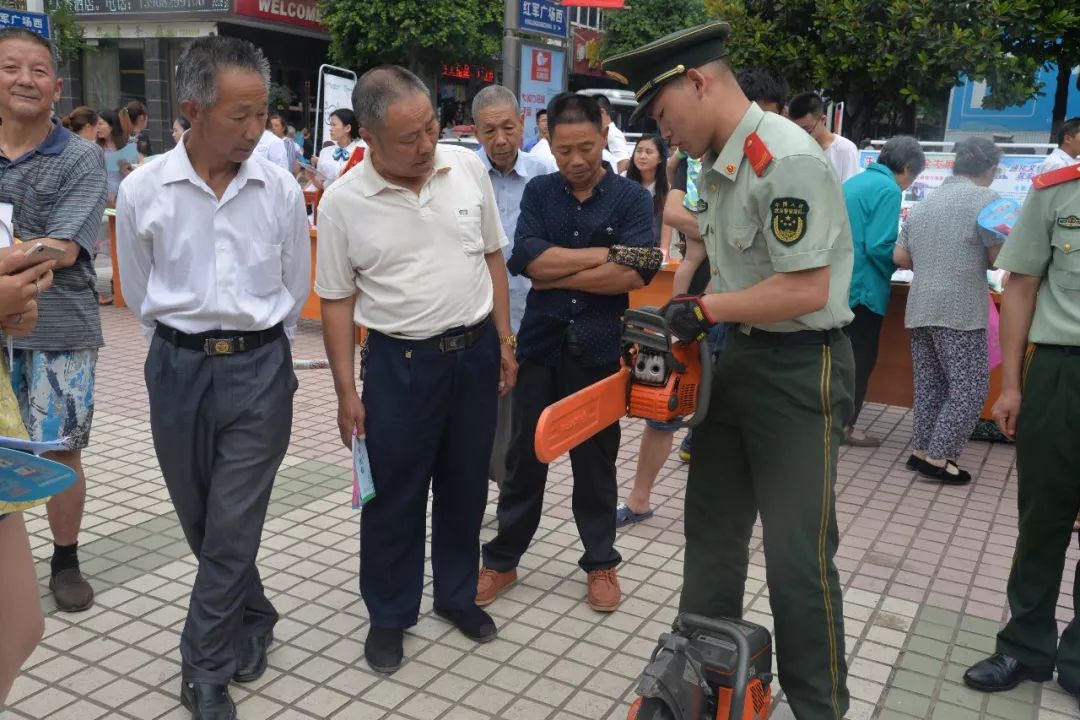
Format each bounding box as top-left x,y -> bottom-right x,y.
49,568 -> 94,613
587,568 -> 621,612
475,566 -> 517,606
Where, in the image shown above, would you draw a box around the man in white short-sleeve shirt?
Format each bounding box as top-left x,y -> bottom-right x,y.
789,91 -> 861,182
315,65 -> 517,676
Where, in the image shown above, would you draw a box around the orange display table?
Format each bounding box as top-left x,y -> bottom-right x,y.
629,261 -> 678,308
865,283 -> 1001,420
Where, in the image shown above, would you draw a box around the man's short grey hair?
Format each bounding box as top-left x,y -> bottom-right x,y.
175,36 -> 270,110
0,28 -> 59,71
471,85 -> 519,120
352,65 -> 430,131
877,135 -> 926,177
953,136 -> 1002,179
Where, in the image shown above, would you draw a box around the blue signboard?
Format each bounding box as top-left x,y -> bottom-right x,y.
0,9 -> 50,38
520,43 -> 566,143
519,0 -> 567,39
948,64 -> 1080,133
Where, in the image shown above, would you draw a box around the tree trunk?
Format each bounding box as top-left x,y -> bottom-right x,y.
899,101 -> 917,135
1050,55 -> 1071,144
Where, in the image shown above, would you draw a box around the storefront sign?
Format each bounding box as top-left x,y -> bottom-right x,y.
441,64 -> 495,84
518,0 -> 566,39
519,44 -> 565,145
0,9 -> 49,38
572,27 -> 603,77
234,0 -> 324,30
65,0 -> 228,15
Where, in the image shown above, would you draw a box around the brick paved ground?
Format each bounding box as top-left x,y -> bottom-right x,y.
2,305 -> 1078,720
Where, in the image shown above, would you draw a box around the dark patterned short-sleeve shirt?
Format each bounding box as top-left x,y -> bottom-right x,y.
0,120 -> 107,351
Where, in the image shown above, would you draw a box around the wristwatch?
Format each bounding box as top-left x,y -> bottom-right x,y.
500,334 -> 518,350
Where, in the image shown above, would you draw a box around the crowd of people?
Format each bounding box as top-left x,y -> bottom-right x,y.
0,17 -> 1078,720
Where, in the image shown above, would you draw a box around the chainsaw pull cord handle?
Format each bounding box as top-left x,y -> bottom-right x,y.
674,614 -> 750,720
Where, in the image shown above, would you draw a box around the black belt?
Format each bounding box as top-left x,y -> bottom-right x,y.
1038,343 -> 1080,355
738,326 -> 844,346
155,322 -> 284,355
375,318 -> 490,353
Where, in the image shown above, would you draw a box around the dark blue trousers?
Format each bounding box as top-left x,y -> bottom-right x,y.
360,323 -> 499,629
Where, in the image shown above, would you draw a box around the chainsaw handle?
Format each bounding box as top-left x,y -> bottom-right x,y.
677,338 -> 713,430
674,614 -> 749,720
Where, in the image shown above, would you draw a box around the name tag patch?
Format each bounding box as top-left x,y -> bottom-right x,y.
1057,215 -> 1080,230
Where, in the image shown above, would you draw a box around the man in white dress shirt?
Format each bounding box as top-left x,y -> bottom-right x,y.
116,36 -> 309,720
1036,117 -> 1080,175
316,65 -> 516,675
594,94 -> 631,173
253,120 -> 290,171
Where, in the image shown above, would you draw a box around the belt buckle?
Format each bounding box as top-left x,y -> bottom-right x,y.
204,338 -> 235,356
439,333 -> 467,353
739,323 -> 752,336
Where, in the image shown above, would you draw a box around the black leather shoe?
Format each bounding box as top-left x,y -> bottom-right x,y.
434,604 -> 498,643
365,627 -> 404,674
964,653 -> 1052,692
233,632 -> 272,683
180,681 -> 236,720
905,453 -> 921,470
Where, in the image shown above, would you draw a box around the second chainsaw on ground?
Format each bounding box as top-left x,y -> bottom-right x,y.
534,307 -> 713,463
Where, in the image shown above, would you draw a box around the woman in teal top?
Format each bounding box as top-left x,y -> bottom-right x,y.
842,136 -> 925,446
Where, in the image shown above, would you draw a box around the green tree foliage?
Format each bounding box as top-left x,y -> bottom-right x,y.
997,1 -> 1080,140
46,1 -> 85,65
322,0 -> 502,77
602,0 -> 708,58
706,0 -> 1042,141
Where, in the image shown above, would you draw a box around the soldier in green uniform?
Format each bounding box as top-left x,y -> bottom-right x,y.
963,164 -> 1080,712
604,23 -> 854,720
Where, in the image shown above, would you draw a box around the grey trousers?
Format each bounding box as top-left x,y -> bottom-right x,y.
911,326 -> 988,460
488,392 -> 513,486
145,331 -> 297,684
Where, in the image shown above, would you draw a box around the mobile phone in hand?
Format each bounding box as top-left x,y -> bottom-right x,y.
13,243 -> 65,271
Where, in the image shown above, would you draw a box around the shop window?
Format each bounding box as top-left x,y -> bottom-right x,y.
118,43 -> 146,104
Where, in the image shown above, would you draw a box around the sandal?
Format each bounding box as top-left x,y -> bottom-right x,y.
616,501 -> 654,528
915,458 -> 972,485
98,295 -> 114,306
844,428 -> 881,447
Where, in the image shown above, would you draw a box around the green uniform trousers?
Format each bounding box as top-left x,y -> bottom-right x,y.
997,345 -> 1080,689
681,329 -> 853,720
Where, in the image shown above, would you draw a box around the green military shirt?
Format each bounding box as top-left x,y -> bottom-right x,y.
996,173 -> 1080,346
696,103 -> 854,332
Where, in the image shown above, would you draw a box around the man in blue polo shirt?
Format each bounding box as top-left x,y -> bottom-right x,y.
0,28 -> 107,613
842,136 -> 924,446
472,85 -> 555,486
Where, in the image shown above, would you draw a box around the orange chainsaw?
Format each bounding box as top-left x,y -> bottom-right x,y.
534,307 -> 713,464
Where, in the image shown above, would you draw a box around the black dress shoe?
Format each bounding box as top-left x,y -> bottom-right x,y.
915,457 -> 972,485
365,627 -> 404,674
234,632 -> 272,683
434,604 -> 498,643
964,653 -> 1052,692
180,681 -> 236,720
905,453 -> 921,470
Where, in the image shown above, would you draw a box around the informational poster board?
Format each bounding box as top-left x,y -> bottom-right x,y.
858,149 -> 1041,224
519,44 -> 566,144
316,66 -> 357,151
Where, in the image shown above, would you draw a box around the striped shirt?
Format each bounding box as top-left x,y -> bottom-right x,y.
0,120 -> 108,350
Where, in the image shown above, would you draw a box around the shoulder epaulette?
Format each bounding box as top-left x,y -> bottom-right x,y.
1033,163 -> 1080,190
744,132 -> 773,177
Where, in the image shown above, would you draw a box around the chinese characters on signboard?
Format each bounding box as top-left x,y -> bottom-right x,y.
518,0 -> 567,38
519,44 -> 566,145
441,64 -> 496,84
0,9 -> 49,37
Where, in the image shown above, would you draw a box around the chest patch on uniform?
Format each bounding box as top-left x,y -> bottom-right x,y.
770,197 -> 809,245
1057,215 -> 1080,230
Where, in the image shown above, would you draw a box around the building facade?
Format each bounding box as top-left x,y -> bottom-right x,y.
59,0 -> 328,152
